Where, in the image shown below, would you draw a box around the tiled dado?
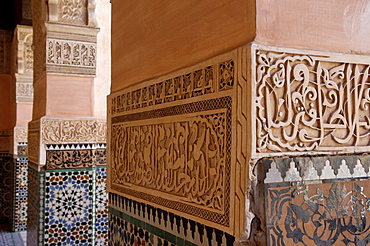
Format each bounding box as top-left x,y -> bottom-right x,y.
13,157 -> 28,231
261,154 -> 370,245
109,193 -> 236,246
0,155 -> 13,225
27,163 -> 108,246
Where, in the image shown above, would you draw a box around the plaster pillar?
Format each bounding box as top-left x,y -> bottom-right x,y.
11,24 -> 34,232
27,1 -> 111,245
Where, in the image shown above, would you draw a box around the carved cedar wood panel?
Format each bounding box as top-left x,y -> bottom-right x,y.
253,46 -> 370,156
109,54 -> 243,233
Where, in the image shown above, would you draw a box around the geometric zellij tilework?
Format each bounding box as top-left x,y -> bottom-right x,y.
27,164 -> 108,246
0,155 -> 13,227
13,157 -> 28,231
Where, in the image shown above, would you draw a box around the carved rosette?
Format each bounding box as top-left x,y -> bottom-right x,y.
252,45 -> 370,157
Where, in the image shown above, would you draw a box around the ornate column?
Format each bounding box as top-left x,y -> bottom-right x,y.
11,25 -> 34,232
0,29 -> 14,228
28,1 -> 110,245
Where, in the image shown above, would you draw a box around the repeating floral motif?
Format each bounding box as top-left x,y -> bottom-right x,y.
255,49 -> 370,153
13,158 -> 28,231
44,170 -> 93,246
111,60 -> 234,115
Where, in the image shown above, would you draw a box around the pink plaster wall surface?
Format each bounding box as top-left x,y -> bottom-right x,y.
0,75 -> 15,130
111,0 -> 256,92
32,75 -> 46,120
46,75 -> 94,117
16,103 -> 32,126
256,0 -> 370,55
33,75 -> 94,119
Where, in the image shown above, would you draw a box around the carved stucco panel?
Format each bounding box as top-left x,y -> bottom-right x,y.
252,45 -> 370,158
108,49 -> 249,236
46,38 -> 96,75
58,0 -> 87,25
16,82 -> 33,103
41,118 -> 106,144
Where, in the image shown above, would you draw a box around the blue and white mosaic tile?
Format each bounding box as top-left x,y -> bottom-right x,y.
44,170 -> 93,246
13,157 -> 28,231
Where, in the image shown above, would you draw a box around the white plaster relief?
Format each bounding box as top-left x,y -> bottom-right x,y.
16,82 -> 34,103
303,160 -> 319,181
320,160 -> 336,179
337,159 -> 352,179
284,161 -> 301,182
264,161 -> 283,183
46,38 -> 96,68
353,159 -> 367,178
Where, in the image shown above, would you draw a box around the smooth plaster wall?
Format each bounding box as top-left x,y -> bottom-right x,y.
94,0 -> 111,120
111,0 -> 256,92
46,75 -> 94,117
16,103 -> 32,126
255,0 -> 370,55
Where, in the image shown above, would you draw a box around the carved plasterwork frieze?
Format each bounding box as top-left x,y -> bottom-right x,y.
110,60 -> 235,116
16,82 -> 34,103
14,127 -> 27,144
15,26 -> 33,75
41,118 -> 106,144
111,97 -> 232,227
253,45 -> 370,157
46,38 -> 96,75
